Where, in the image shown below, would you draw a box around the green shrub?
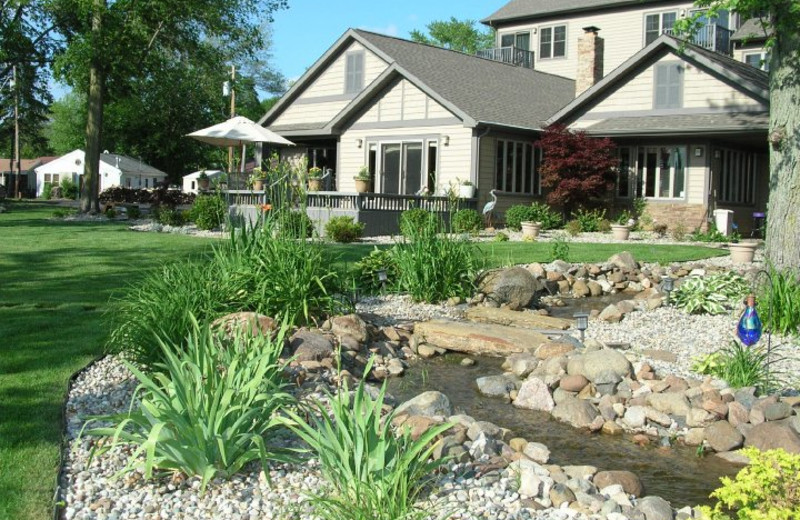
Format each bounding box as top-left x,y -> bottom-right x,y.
325,216 -> 365,243
281,359 -> 452,520
451,208 -> 483,233
759,267 -> 800,337
652,223 -> 668,237
549,232 -> 571,262
157,207 -> 185,226
192,194 -> 227,231
698,447 -> 800,520
355,247 -> 397,293
275,209 -> 314,239
126,205 -> 141,219
52,208 -> 76,219
571,208 -> 607,232
672,222 -> 688,241
529,202 -> 562,230
689,223 -> 729,243
564,219 -> 582,236
392,219 -> 482,302
400,208 -> 439,238
42,182 -> 53,200
504,204 -> 538,231
597,219 -> 612,233
59,178 -> 79,200
493,231 -> 509,242
105,208 -> 117,219
672,272 -> 749,315
85,317 -> 295,493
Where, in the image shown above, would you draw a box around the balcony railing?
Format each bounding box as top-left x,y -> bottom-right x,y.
664,24 -> 733,55
476,46 -> 535,69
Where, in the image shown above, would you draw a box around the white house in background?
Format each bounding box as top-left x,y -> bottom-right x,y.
182,169 -> 224,193
34,149 -> 168,197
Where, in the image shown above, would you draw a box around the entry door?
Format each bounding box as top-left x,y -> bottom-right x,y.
381,144 -> 401,194
403,143 -> 423,195
380,142 -> 423,195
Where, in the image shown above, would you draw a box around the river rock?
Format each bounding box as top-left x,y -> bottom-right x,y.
581,349 -> 633,383
764,402 -> 793,421
536,341 -> 575,359
727,401 -> 750,427
745,422 -> 800,454
599,304 -> 624,323
395,391 -> 451,418
514,377 -> 555,412
550,483 -> 577,507
624,406 -> 647,429
467,420 -> 503,441
414,320 -> 547,357
704,420 -> 744,452
523,442 -> 551,464
791,416 -> 800,435
647,393 -> 691,416
552,396 -> 599,428
572,280 -> 590,297
687,408 -> 717,428
469,432 -> 499,459
636,496 -> 673,520
478,267 -> 544,308
289,330 -> 333,362
465,306 -> 572,330
560,374 -> 589,392
594,470 -> 644,498
506,353 -> 540,378
211,312 -> 276,337
476,375 -> 520,400
684,428 -> 705,446
330,314 -> 369,343
609,252 -> 638,270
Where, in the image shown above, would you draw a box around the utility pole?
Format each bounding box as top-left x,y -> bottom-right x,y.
228,65 -> 236,178
12,64 -> 20,199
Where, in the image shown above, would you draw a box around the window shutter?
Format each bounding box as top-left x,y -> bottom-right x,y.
345,52 -> 364,94
654,63 -> 682,109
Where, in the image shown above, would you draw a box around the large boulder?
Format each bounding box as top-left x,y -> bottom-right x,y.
395,391 -> 452,418
211,312 -> 277,337
552,396 -> 599,428
704,421 -> 744,452
330,314 -> 369,343
476,375 -> 520,400
478,267 -> 544,308
513,377 -> 555,412
289,330 -> 333,362
745,422 -> 800,454
579,349 -> 633,383
635,496 -> 673,520
593,470 -> 644,497
646,393 -> 691,417
608,252 -> 638,271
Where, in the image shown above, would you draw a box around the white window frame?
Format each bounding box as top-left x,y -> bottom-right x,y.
500,31 -> 531,50
375,140 -> 425,195
743,51 -> 769,71
344,51 -> 365,95
636,146 -> 688,201
495,139 -> 541,195
539,24 -> 567,60
644,11 -> 678,46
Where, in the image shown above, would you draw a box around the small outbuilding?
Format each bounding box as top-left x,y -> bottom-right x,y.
182,170 -> 224,194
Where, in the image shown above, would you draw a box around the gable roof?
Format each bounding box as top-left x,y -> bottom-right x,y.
731,17 -> 770,42
34,150 -> 167,177
0,157 -> 54,172
261,29 -> 575,134
548,34 -> 769,126
482,0 -> 667,25
584,112 -> 769,135
100,153 -> 167,176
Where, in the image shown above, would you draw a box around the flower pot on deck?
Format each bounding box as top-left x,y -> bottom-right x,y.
307,178 -> 322,192
521,221 -> 541,239
611,224 -> 631,240
252,179 -> 264,191
354,178 -> 371,193
459,184 -> 475,198
729,241 -> 759,263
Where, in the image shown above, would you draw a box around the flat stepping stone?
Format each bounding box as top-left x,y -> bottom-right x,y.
465,307 -> 572,330
414,319 -> 549,357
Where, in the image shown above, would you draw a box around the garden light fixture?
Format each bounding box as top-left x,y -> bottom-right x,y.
377,269 -> 388,291
661,275 -> 675,305
573,312 -> 590,342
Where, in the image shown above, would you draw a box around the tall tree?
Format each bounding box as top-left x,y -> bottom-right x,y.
45,91 -> 86,155
677,1 -> 799,269
410,17 -> 494,55
48,0 -> 288,212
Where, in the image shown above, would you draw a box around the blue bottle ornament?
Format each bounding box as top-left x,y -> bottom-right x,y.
737,294 -> 762,347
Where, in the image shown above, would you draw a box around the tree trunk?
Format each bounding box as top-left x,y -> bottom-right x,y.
765,9 -> 800,270
80,0 -> 105,214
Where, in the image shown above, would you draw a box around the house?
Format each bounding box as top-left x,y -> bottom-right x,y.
0,157 -> 56,197
34,150 -> 168,197
257,1 -> 770,234
183,170 -> 224,194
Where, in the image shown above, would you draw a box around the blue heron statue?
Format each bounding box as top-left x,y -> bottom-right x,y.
483,189 -> 498,228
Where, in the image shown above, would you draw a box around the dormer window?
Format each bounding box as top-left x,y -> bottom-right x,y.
539,25 -> 566,59
345,51 -> 364,95
644,12 -> 677,45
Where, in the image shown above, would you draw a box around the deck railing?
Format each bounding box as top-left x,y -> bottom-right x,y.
663,24 -> 733,54
476,46 -> 535,69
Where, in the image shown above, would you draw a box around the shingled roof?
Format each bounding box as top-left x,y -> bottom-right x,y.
352,30 -> 575,130
482,0 -> 665,25
585,112 -> 769,136
731,17 -> 770,42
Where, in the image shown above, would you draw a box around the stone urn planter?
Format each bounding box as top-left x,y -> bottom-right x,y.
354,178 -> 371,193
252,179 -> 264,191
729,240 -> 759,263
459,183 -> 476,198
611,224 -> 631,240
521,221 -> 541,239
307,178 -> 322,192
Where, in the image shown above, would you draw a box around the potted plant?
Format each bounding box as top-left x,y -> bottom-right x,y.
251,167 -> 266,191
307,167 -> 323,191
611,210 -> 632,240
459,179 -> 475,198
197,170 -> 210,191
354,166 -> 372,193
729,236 -> 759,263
521,221 -> 541,239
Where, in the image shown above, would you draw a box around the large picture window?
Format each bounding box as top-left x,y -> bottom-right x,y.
539,25 -> 566,59
718,149 -> 758,204
636,146 -> 686,199
495,139 -> 540,195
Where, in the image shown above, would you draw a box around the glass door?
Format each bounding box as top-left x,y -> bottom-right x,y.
381,144 -> 401,194
403,143 -> 423,195
380,142 -> 423,195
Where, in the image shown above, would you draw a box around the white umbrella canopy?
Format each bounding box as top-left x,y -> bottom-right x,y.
186,116 -> 294,147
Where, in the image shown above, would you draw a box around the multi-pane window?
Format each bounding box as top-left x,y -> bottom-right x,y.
501,32 -> 531,50
44,174 -> 60,185
719,149 -> 758,204
654,62 -> 683,109
645,12 -> 677,45
636,146 -> 687,199
617,148 -> 635,198
495,140 -> 540,195
539,25 -> 566,59
345,51 -> 364,95
744,52 -> 769,71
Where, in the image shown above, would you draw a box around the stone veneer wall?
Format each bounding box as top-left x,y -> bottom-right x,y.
644,202 -> 708,231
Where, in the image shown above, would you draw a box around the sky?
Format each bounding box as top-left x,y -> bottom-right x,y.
270,0 -> 505,83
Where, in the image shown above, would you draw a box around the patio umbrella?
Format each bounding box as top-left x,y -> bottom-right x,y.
187,116 -> 294,186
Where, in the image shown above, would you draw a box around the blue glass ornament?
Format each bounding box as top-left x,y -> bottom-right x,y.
737,294 -> 762,347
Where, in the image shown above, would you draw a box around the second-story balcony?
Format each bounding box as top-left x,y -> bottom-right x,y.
664,23 -> 733,55
476,46 -> 535,69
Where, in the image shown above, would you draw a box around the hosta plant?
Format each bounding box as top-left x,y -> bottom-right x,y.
672,272 -> 749,315
82,317 -> 297,492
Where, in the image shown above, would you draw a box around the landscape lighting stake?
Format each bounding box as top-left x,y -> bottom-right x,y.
377,269 -> 388,291
573,312 -> 590,342
661,275 -> 675,305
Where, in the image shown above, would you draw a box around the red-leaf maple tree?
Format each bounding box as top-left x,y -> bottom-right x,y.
536,124 -> 618,215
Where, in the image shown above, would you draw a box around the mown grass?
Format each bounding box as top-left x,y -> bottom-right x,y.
0,202 -> 724,519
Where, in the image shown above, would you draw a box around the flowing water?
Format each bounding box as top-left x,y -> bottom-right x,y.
387,354 -> 740,508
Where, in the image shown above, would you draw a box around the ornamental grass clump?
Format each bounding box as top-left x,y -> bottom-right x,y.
672,272 -> 750,315
758,267 -> 800,337
281,359 -> 453,520
83,317 -> 297,493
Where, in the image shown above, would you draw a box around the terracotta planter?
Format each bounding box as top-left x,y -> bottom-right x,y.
521,221 -> 541,239
354,178 -> 371,193
307,178 -> 322,192
729,241 -> 759,263
198,178 -> 210,190
252,179 -> 264,191
459,184 -> 475,198
611,224 -> 631,240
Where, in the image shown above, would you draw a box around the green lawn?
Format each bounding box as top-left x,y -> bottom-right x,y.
0,202 -> 724,519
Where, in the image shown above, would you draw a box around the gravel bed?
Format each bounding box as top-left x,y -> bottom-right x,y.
356,294 -> 465,325
129,221 -> 227,239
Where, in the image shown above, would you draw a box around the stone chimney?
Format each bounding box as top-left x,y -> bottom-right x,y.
576,26 -> 604,96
